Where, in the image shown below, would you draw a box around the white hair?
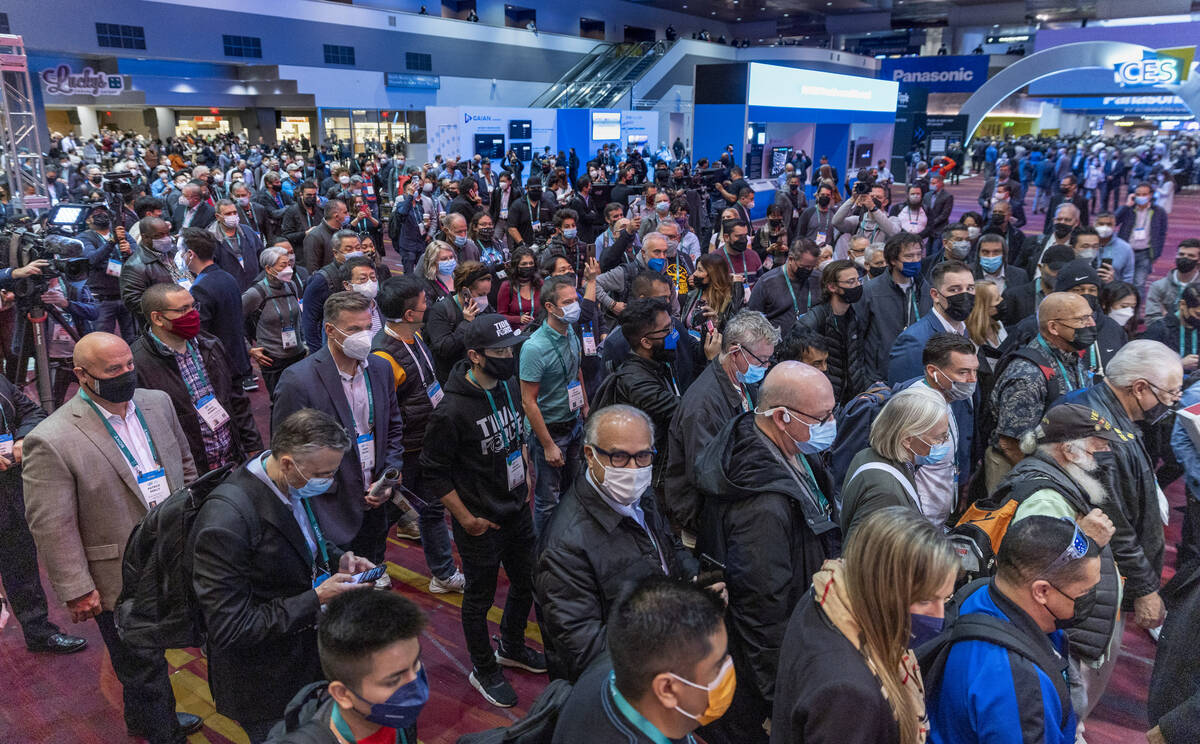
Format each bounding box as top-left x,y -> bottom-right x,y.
1105,339 -> 1181,388
870,386 -> 949,462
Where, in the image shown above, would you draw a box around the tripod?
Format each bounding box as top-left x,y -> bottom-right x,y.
8,301 -> 80,413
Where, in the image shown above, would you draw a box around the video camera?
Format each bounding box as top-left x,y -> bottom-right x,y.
0,206 -> 92,302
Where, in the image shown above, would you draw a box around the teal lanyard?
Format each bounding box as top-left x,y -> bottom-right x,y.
181,342 -> 212,401
551,326 -> 579,377
300,496 -> 331,573
1038,336 -> 1077,392
80,388 -> 161,473
609,672 -> 695,744
1182,322 -> 1197,357
526,195 -> 539,224
796,454 -> 830,510
352,370 -> 375,433
722,246 -> 741,274
468,370 -> 519,451
784,271 -> 811,317
908,286 -> 920,324
224,230 -> 240,258
264,278 -> 299,328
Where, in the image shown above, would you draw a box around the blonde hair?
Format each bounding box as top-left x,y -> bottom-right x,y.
418,240 -> 455,280
843,506 -> 959,744
966,280 -> 1001,346
869,386 -> 948,462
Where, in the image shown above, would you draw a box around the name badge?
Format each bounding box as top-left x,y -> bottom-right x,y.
815,231 -> 827,246
426,381 -> 444,407
237,254 -> 244,268
281,326 -> 298,349
500,209 -> 508,220
176,278 -> 193,291
582,330 -> 597,356
1133,226 -> 1148,241
506,450 -> 525,491
313,571 -> 330,589
531,220 -> 541,232
365,185 -> 374,195
106,258 -> 123,277
356,432 -> 376,473
567,380 -> 585,412
195,394 -> 230,430
137,468 -> 170,508
0,433 -> 13,459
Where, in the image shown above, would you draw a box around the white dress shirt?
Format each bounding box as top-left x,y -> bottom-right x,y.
338,361 -> 371,436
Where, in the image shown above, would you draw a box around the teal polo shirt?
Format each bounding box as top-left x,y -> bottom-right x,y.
519,320 -> 582,427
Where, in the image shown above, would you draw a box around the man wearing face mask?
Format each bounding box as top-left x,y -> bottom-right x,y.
422,315 -> 546,708
596,233 -> 681,321
79,206 -> 136,343
1116,182 -> 1169,294
926,516 -> 1100,744
281,181 -> 323,253
551,575 -> 734,743
426,260 -> 489,383
1043,174 -> 1090,236
204,199 -> 263,291
694,361 -> 838,743
23,332 -> 200,744
859,232 -> 933,383
983,405 -> 1123,729
982,199 -> 1030,270
507,177 -> 552,249
535,405 -> 700,681
1092,211 -> 1134,285
301,230 -> 363,354
1057,340 -> 1180,639
972,233 -> 1029,296
131,282 -> 261,473
304,199 -> 349,276
190,408 -> 375,743
1145,239 -> 1200,323
273,292 -> 406,573
831,181 -> 898,260
798,260 -> 867,405
121,216 -> 194,321
273,590 -> 429,744
178,229 -> 255,393
986,292 -> 1095,488
920,222 -> 973,283
747,238 -> 821,337
797,183 -> 837,248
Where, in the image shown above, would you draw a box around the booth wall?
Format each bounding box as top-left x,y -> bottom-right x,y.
693,104 -> 747,165
814,124 -> 850,184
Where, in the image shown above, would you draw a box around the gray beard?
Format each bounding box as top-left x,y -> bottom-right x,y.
1060,459 -> 1109,506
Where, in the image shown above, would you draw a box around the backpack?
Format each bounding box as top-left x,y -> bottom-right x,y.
114,464 -> 249,649
829,381 -> 893,506
976,346 -> 1066,449
456,679 -> 574,744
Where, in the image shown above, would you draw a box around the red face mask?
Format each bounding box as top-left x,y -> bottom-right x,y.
168,309 -> 202,339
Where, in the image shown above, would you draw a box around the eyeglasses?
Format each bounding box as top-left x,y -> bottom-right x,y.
1145,380 -> 1183,402
735,345 -> 769,366
918,429 -> 952,446
1053,315 -> 1095,327
591,445 -> 657,468
161,302 -> 199,316
1041,520 -> 1091,576
787,404 -> 840,426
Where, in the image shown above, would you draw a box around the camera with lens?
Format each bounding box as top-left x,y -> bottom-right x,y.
0,207 -> 92,304
853,168 -> 876,195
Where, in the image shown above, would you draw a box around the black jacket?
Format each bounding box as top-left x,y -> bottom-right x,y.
694,413 -> 838,709
858,270 -> 932,383
191,465 -> 336,725
599,355 -> 679,482
999,275 -> 1046,326
797,302 -> 866,405
1149,563 -> 1200,744
425,294 -> 468,384
119,243 -> 178,317
131,331 -> 262,473
170,200 -> 215,232
280,202 -> 322,251
770,588 -> 901,744
371,329 -> 435,455
421,359 -> 526,523
191,264 -> 252,379
535,472 -> 696,682
552,661 -> 662,744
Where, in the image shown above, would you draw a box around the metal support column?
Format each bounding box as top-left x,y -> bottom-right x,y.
0,35 -> 49,215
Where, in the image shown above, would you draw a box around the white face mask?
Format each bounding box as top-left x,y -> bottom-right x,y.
351,280 -> 378,300
590,450 -> 652,506
1095,225 -> 1114,239
333,327 -> 373,360
1108,306 -> 1135,326
276,266 -> 294,282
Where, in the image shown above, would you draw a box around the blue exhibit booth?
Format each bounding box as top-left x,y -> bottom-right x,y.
693,62 -> 899,218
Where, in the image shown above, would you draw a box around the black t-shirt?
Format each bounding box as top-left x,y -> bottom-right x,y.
507,195 -> 545,247
726,177 -> 751,206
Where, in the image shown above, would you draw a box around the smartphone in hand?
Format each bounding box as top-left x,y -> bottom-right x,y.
351,565 -> 387,584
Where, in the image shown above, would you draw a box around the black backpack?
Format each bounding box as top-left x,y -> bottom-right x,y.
829,381 -> 893,506
456,679 -> 574,744
114,464 -> 249,649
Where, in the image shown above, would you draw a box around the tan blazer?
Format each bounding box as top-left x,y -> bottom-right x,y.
23,389 -> 198,611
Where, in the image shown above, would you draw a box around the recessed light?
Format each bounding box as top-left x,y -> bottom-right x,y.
737,17 -> 742,20
784,12 -> 789,16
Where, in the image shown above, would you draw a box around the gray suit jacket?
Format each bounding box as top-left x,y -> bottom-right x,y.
22,389 -> 198,610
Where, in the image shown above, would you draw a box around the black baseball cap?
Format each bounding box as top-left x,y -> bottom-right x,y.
1054,259 -> 1101,292
1035,404 -> 1131,444
465,313 -> 523,350
1041,245 -> 1077,271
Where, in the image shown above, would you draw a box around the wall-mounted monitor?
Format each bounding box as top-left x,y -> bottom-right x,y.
513,142 -> 533,161
508,120 -> 532,139
592,111 -> 621,140
474,133 -> 506,160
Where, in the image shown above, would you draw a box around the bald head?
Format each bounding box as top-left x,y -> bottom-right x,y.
759,361 -> 835,413
1037,292 -> 1091,334
73,332 -> 131,371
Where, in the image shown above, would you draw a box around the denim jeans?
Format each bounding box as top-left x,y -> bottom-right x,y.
1134,249 -> 1153,298
94,298 -> 136,343
530,417 -> 583,537
404,456 -> 456,581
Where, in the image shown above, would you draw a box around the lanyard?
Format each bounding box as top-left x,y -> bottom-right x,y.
1182,322 -> 1197,357
468,370 -> 519,451
795,453 -> 830,511
550,326 -> 579,378
721,246 -> 743,274
784,270 -> 811,317
179,342 -> 213,401
264,278 -> 300,328
80,388 -> 161,473
1038,336 -> 1078,392
609,673 -> 695,744
526,195 -> 540,223
329,705 -> 405,744
389,329 -> 434,388
224,230 -> 241,256
907,285 -> 920,325
346,368 -> 376,433
299,497 -> 332,578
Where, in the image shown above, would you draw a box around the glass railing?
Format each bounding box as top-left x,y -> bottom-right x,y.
531,40 -> 674,108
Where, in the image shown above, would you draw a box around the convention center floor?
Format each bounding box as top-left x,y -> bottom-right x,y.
1,174 -> 1195,743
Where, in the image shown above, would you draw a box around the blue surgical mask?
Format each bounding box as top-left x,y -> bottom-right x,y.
647,257 -> 667,273
737,359 -> 767,385
912,438 -> 951,466
901,261 -> 922,278
558,300 -> 581,324
563,227 -> 578,240
454,234 -> 467,248
437,258 -> 457,275
289,460 -> 333,499
1135,195 -> 1151,206
796,418 -> 837,454
350,666 -> 430,729
344,250 -> 365,260
979,255 -> 1004,273
910,613 -> 944,648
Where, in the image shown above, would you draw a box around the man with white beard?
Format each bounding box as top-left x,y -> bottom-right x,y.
987,404 -> 1123,735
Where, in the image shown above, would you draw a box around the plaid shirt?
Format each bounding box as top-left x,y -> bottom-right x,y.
163,336 -> 235,468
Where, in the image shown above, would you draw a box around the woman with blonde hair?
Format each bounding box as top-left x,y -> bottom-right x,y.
772,505 -> 959,744
965,280 -> 1007,364
839,385 -> 951,537
418,240 -> 457,307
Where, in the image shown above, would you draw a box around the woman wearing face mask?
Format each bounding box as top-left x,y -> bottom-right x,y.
497,247 -> 541,328
1100,281 -> 1138,341
840,385 -> 951,536
242,246 -> 308,396
681,253 -> 744,347
418,241 -> 457,310
773,506 -> 957,744
888,185 -> 929,237
426,261 -> 491,383
754,203 -> 791,265
470,211 -> 506,268
797,260 -> 867,405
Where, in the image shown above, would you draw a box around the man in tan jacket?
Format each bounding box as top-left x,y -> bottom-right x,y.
23,331 -> 201,743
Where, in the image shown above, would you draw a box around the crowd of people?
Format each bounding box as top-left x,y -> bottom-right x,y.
0,126 -> 1198,744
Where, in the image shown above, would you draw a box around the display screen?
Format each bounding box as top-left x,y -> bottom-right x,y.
474,133 -> 506,159
592,111 -> 621,140
508,120 -> 532,139
748,63 -> 898,113
50,206 -> 85,225
627,134 -> 648,145
513,142 -> 533,161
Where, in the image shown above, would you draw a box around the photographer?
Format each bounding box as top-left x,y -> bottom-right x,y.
831,177 -> 898,260
78,206 -> 135,343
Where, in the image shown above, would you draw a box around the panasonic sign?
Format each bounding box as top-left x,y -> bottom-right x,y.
878,55 -> 990,93
892,68 -> 976,84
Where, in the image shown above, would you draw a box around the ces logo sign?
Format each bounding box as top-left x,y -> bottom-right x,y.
1114,48 -> 1194,88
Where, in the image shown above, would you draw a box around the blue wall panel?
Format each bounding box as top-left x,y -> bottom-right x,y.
693,104 -> 746,165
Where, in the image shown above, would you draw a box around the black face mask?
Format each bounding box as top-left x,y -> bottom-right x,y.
91,214 -> 111,229
516,265 -> 536,280
1177,257 -> 1198,274
817,195 -> 831,208
942,291 -> 976,322
990,212 -> 1006,224
482,355 -> 515,380
1084,294 -> 1101,314
527,189 -> 542,200
651,342 -> 677,364
303,196 -> 317,208
791,265 -> 813,284
868,265 -> 886,278
1051,584 -> 1097,630
730,238 -> 748,254
1136,384 -> 1175,425
1067,324 -> 1098,351
842,285 -> 864,304
1053,223 -> 1073,240
87,369 -> 137,404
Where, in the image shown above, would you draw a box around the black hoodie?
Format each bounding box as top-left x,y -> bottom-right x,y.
693,412 -> 839,713
421,358 -> 527,523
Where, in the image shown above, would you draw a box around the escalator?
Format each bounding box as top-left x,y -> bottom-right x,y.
531,40 -> 673,109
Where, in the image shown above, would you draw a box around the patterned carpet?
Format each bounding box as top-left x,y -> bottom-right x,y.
0,173 -> 1194,744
